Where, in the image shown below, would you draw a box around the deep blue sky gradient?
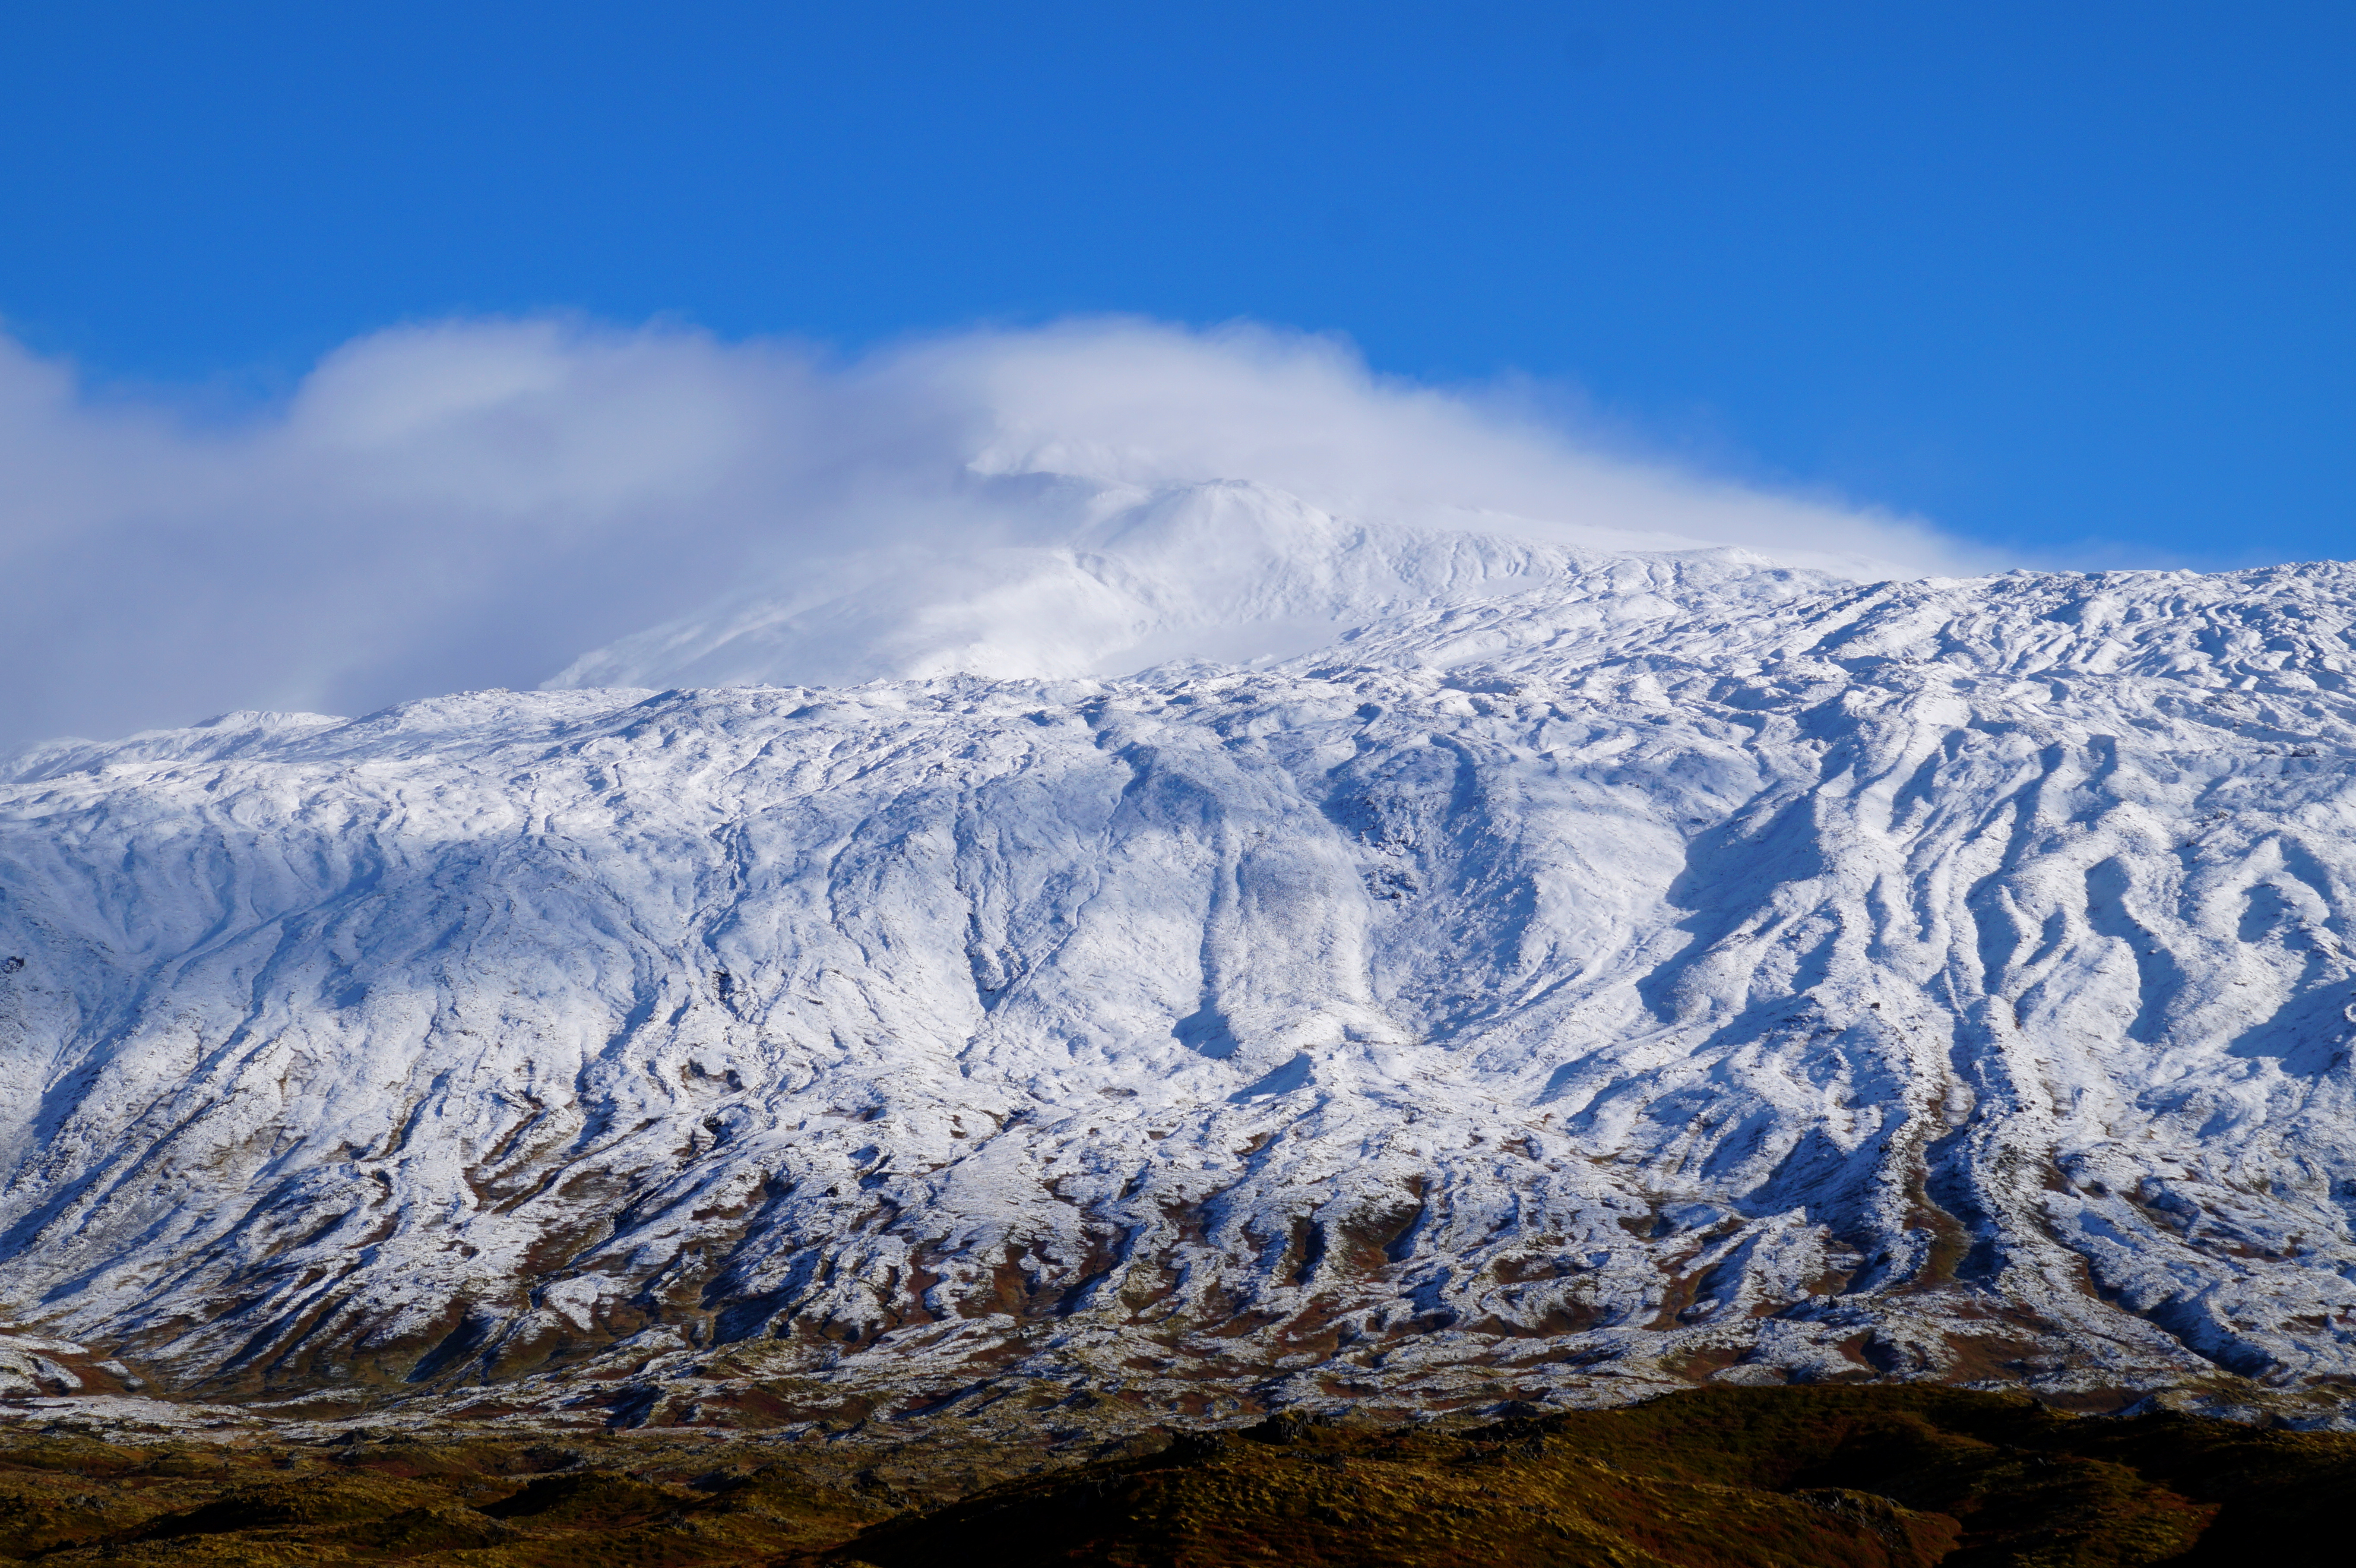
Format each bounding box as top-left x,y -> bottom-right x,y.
5,1 -> 2353,564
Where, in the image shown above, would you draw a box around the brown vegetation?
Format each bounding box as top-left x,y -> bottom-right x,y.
0,1386 -> 2348,1564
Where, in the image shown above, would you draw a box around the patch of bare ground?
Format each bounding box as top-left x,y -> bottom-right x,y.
0,1387 -> 2347,1563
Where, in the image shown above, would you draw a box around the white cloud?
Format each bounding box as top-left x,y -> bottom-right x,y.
0,314 -> 1993,749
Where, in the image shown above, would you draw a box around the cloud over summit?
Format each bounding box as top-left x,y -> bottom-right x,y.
0,316 -> 1983,750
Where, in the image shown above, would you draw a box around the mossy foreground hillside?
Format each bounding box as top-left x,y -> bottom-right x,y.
0,1388 -> 2353,1565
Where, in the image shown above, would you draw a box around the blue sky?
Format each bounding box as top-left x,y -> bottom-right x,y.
5,0 -> 2353,565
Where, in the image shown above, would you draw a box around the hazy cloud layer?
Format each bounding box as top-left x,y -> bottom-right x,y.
0,316 -> 1989,749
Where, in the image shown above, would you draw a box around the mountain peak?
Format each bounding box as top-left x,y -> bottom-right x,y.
544,476 -> 1865,695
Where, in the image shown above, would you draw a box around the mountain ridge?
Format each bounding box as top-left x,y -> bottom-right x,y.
544,477 -> 1873,694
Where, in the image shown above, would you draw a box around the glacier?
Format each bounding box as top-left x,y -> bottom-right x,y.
8,513 -> 2356,1429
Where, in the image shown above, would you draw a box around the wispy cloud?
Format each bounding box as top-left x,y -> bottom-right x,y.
0,315 -> 1992,749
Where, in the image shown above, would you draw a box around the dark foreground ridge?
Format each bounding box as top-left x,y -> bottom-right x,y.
0,1386 -> 2351,1565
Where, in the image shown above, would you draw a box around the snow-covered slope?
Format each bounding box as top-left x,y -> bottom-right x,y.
546,477 -> 1870,692
10,550 -> 2356,1424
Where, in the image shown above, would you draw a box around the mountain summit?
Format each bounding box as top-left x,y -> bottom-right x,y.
546,477 -> 1883,693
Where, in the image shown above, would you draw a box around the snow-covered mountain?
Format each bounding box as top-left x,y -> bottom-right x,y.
9,496 -> 2356,1427
546,477 -> 1892,693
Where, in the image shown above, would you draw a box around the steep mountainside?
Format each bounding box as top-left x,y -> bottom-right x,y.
8,545 -> 2356,1427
